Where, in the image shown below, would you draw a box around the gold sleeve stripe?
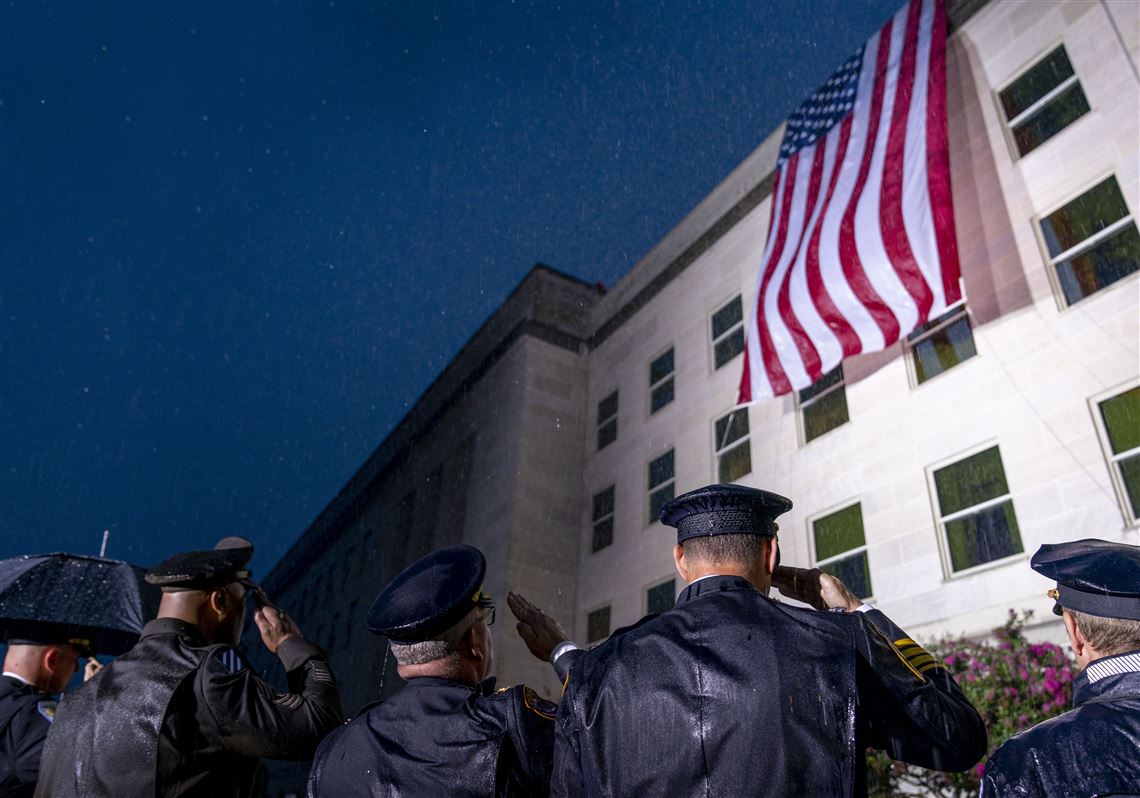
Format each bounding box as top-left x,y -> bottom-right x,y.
917,660 -> 947,673
868,624 -> 925,683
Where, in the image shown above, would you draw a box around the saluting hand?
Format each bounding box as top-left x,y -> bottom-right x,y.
254,604 -> 302,653
508,591 -> 568,662
772,566 -> 861,612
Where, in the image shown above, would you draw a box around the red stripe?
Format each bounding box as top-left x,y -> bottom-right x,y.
756,159 -> 798,396
805,116 -> 862,358
736,352 -> 752,404
776,144 -> 826,382
926,0 -> 961,305
838,20 -> 899,346
879,0 -> 934,324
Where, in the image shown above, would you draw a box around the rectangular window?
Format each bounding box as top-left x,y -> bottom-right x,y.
587,606 -> 611,645
812,504 -> 872,599
799,366 -> 849,443
597,391 -> 618,450
648,449 -> 675,523
1097,387 -> 1140,521
714,409 -> 751,482
649,348 -> 675,413
933,446 -> 1023,573
711,296 -> 745,369
1040,176 -> 1139,306
999,46 -> 1090,157
591,486 -> 616,553
646,579 -> 676,615
907,303 -> 977,385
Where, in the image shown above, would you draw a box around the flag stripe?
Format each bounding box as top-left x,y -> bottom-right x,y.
756,158 -> 798,396
925,0 -> 961,306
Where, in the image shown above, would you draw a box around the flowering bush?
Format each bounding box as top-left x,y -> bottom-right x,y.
867,609 -> 1076,798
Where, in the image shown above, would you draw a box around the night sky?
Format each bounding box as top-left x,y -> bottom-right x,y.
1,0 -> 900,580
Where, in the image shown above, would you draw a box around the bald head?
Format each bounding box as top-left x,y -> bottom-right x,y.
158,581 -> 248,647
3,643 -> 81,694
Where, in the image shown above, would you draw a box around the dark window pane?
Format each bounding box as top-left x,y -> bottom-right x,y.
912,315 -> 977,384
649,450 -> 674,489
820,552 -> 872,600
587,607 -> 611,643
714,329 -> 745,369
803,386 -> 849,442
598,391 -> 619,422
945,500 -> 1023,572
651,378 -> 675,413
711,296 -> 743,339
1119,455 -> 1140,517
999,47 -> 1075,120
1101,388 -> 1140,454
934,446 -> 1010,516
799,366 -> 845,402
1011,83 -> 1089,156
646,579 -> 676,614
592,486 -> 615,520
597,419 -> 617,450
718,441 -> 752,482
1041,177 -> 1131,258
1055,225 -> 1140,306
715,410 -> 749,449
813,504 -> 866,562
592,518 -> 614,552
649,484 -> 675,522
650,348 -> 675,385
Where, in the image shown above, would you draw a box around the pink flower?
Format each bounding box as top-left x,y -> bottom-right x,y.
1019,669 -> 1029,680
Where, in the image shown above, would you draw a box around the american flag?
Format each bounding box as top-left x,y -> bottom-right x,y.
737,0 -> 960,404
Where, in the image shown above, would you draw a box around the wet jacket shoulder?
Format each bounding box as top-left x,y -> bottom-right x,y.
980,651 -> 1140,798
309,676 -> 558,798
0,676 -> 54,798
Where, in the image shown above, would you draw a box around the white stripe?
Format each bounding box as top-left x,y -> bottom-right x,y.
785,131 -> 844,383
1086,652 -> 1140,683
744,171 -> 788,401
854,2 -> 918,338
762,145 -> 817,389
816,31 -> 886,356
901,0 -> 947,318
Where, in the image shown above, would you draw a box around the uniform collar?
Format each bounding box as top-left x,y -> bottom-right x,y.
140,617 -> 208,645
1,671 -> 32,687
1073,649 -> 1140,707
679,574 -> 757,603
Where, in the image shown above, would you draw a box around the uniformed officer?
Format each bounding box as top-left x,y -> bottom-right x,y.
551,484 -> 987,798
34,536 -> 344,798
307,544 -> 581,798
980,538 -> 1140,797
0,631 -> 86,797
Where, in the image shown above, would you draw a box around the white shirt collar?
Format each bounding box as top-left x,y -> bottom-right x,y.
2,671 -> 32,687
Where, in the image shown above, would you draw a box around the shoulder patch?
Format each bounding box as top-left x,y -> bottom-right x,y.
37,699 -> 57,722
214,647 -> 246,675
522,686 -> 557,720
274,692 -> 303,710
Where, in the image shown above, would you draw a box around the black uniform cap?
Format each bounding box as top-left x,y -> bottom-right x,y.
660,483 -> 793,543
7,628 -> 93,656
145,536 -> 254,591
1032,538 -> 1140,621
367,545 -> 487,644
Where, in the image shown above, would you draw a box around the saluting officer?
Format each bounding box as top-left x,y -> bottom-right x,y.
551,484 -> 987,798
307,544 -> 580,798
0,631 -> 86,797
35,536 -> 344,798
980,538 -> 1140,797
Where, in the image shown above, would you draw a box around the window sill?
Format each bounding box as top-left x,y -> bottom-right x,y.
942,550 -> 1028,581
1055,268 -> 1139,316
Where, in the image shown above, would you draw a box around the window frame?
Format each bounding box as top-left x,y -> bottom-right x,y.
796,365 -> 850,445
807,500 -> 873,603
1089,380 -> 1140,527
903,300 -> 978,388
996,42 -> 1091,160
596,390 -> 619,450
709,294 -> 745,371
647,447 -> 676,527
925,441 -> 1026,580
1032,173 -> 1139,311
644,576 -> 677,615
648,345 -> 676,415
713,407 -> 752,483
590,484 -> 617,553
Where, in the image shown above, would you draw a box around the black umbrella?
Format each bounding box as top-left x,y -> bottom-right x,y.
0,552 -> 161,656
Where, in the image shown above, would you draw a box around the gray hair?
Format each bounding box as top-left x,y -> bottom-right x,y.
682,533 -> 770,568
387,610 -> 476,668
1067,609 -> 1140,656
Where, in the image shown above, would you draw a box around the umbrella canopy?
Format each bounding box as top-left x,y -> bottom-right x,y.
0,552 -> 161,655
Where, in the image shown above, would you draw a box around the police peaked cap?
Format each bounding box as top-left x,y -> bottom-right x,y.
146,536 -> 254,591
368,545 -> 488,643
661,484 -> 793,543
1032,538 -> 1140,621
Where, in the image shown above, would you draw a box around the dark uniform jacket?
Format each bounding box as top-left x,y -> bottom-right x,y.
308,652 -> 582,798
0,676 -> 55,798
552,575 -> 986,798
34,618 -> 344,798
980,649 -> 1140,798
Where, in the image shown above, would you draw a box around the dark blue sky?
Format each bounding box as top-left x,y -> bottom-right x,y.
1,0 -> 898,579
